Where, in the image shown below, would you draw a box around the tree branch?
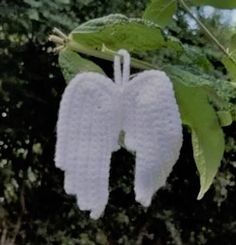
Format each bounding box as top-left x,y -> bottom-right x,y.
49,30 -> 158,71
179,0 -> 236,65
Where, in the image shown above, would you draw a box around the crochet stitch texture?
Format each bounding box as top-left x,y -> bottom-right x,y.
55,50 -> 183,219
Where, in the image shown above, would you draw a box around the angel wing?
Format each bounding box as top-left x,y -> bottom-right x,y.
55,72 -> 122,219
123,70 -> 183,207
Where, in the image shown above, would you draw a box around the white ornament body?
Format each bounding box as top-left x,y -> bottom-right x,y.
55,50 -> 183,219
55,72 -> 122,219
123,70 -> 183,207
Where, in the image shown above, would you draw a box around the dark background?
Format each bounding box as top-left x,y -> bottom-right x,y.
0,0 -> 236,244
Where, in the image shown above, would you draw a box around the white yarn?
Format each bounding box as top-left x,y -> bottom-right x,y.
55,50 -> 183,219
55,72 -> 122,219
114,49 -> 130,86
123,70 -> 183,207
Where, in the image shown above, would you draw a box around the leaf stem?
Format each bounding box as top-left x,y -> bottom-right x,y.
179,0 -> 236,65
53,27 -> 68,40
49,29 -> 158,70
67,40 -> 157,70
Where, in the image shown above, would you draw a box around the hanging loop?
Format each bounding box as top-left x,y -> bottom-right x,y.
114,49 -> 131,85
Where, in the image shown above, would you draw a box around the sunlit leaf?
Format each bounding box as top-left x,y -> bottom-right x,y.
167,68 -> 225,199
192,0 -> 236,9
229,33 -> 236,50
143,0 -> 177,27
58,48 -> 104,82
222,34 -> 236,82
69,14 -> 165,52
217,111 -> 233,127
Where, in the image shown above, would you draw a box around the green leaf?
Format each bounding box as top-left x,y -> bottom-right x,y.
229,33 -> 236,51
143,0 -> 177,27
180,45 -> 214,73
57,0 -> 70,4
222,34 -> 236,82
166,65 -> 235,107
27,9 -> 39,21
23,0 -> 42,8
217,111 -> 233,127
58,48 -> 104,83
166,66 -> 236,125
69,14 -> 165,52
168,69 -> 225,199
222,57 -> 236,82
192,0 -> 236,9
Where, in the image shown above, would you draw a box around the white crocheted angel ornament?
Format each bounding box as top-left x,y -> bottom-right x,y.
55,49 -> 183,219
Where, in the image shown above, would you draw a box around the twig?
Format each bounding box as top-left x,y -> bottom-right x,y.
8,187 -> 25,245
49,29 -> 158,70
67,40 -> 158,70
179,0 -> 236,65
0,228 -> 7,245
156,212 -> 183,245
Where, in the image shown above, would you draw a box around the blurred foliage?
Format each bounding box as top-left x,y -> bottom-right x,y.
0,0 -> 236,244
143,0 -> 177,27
